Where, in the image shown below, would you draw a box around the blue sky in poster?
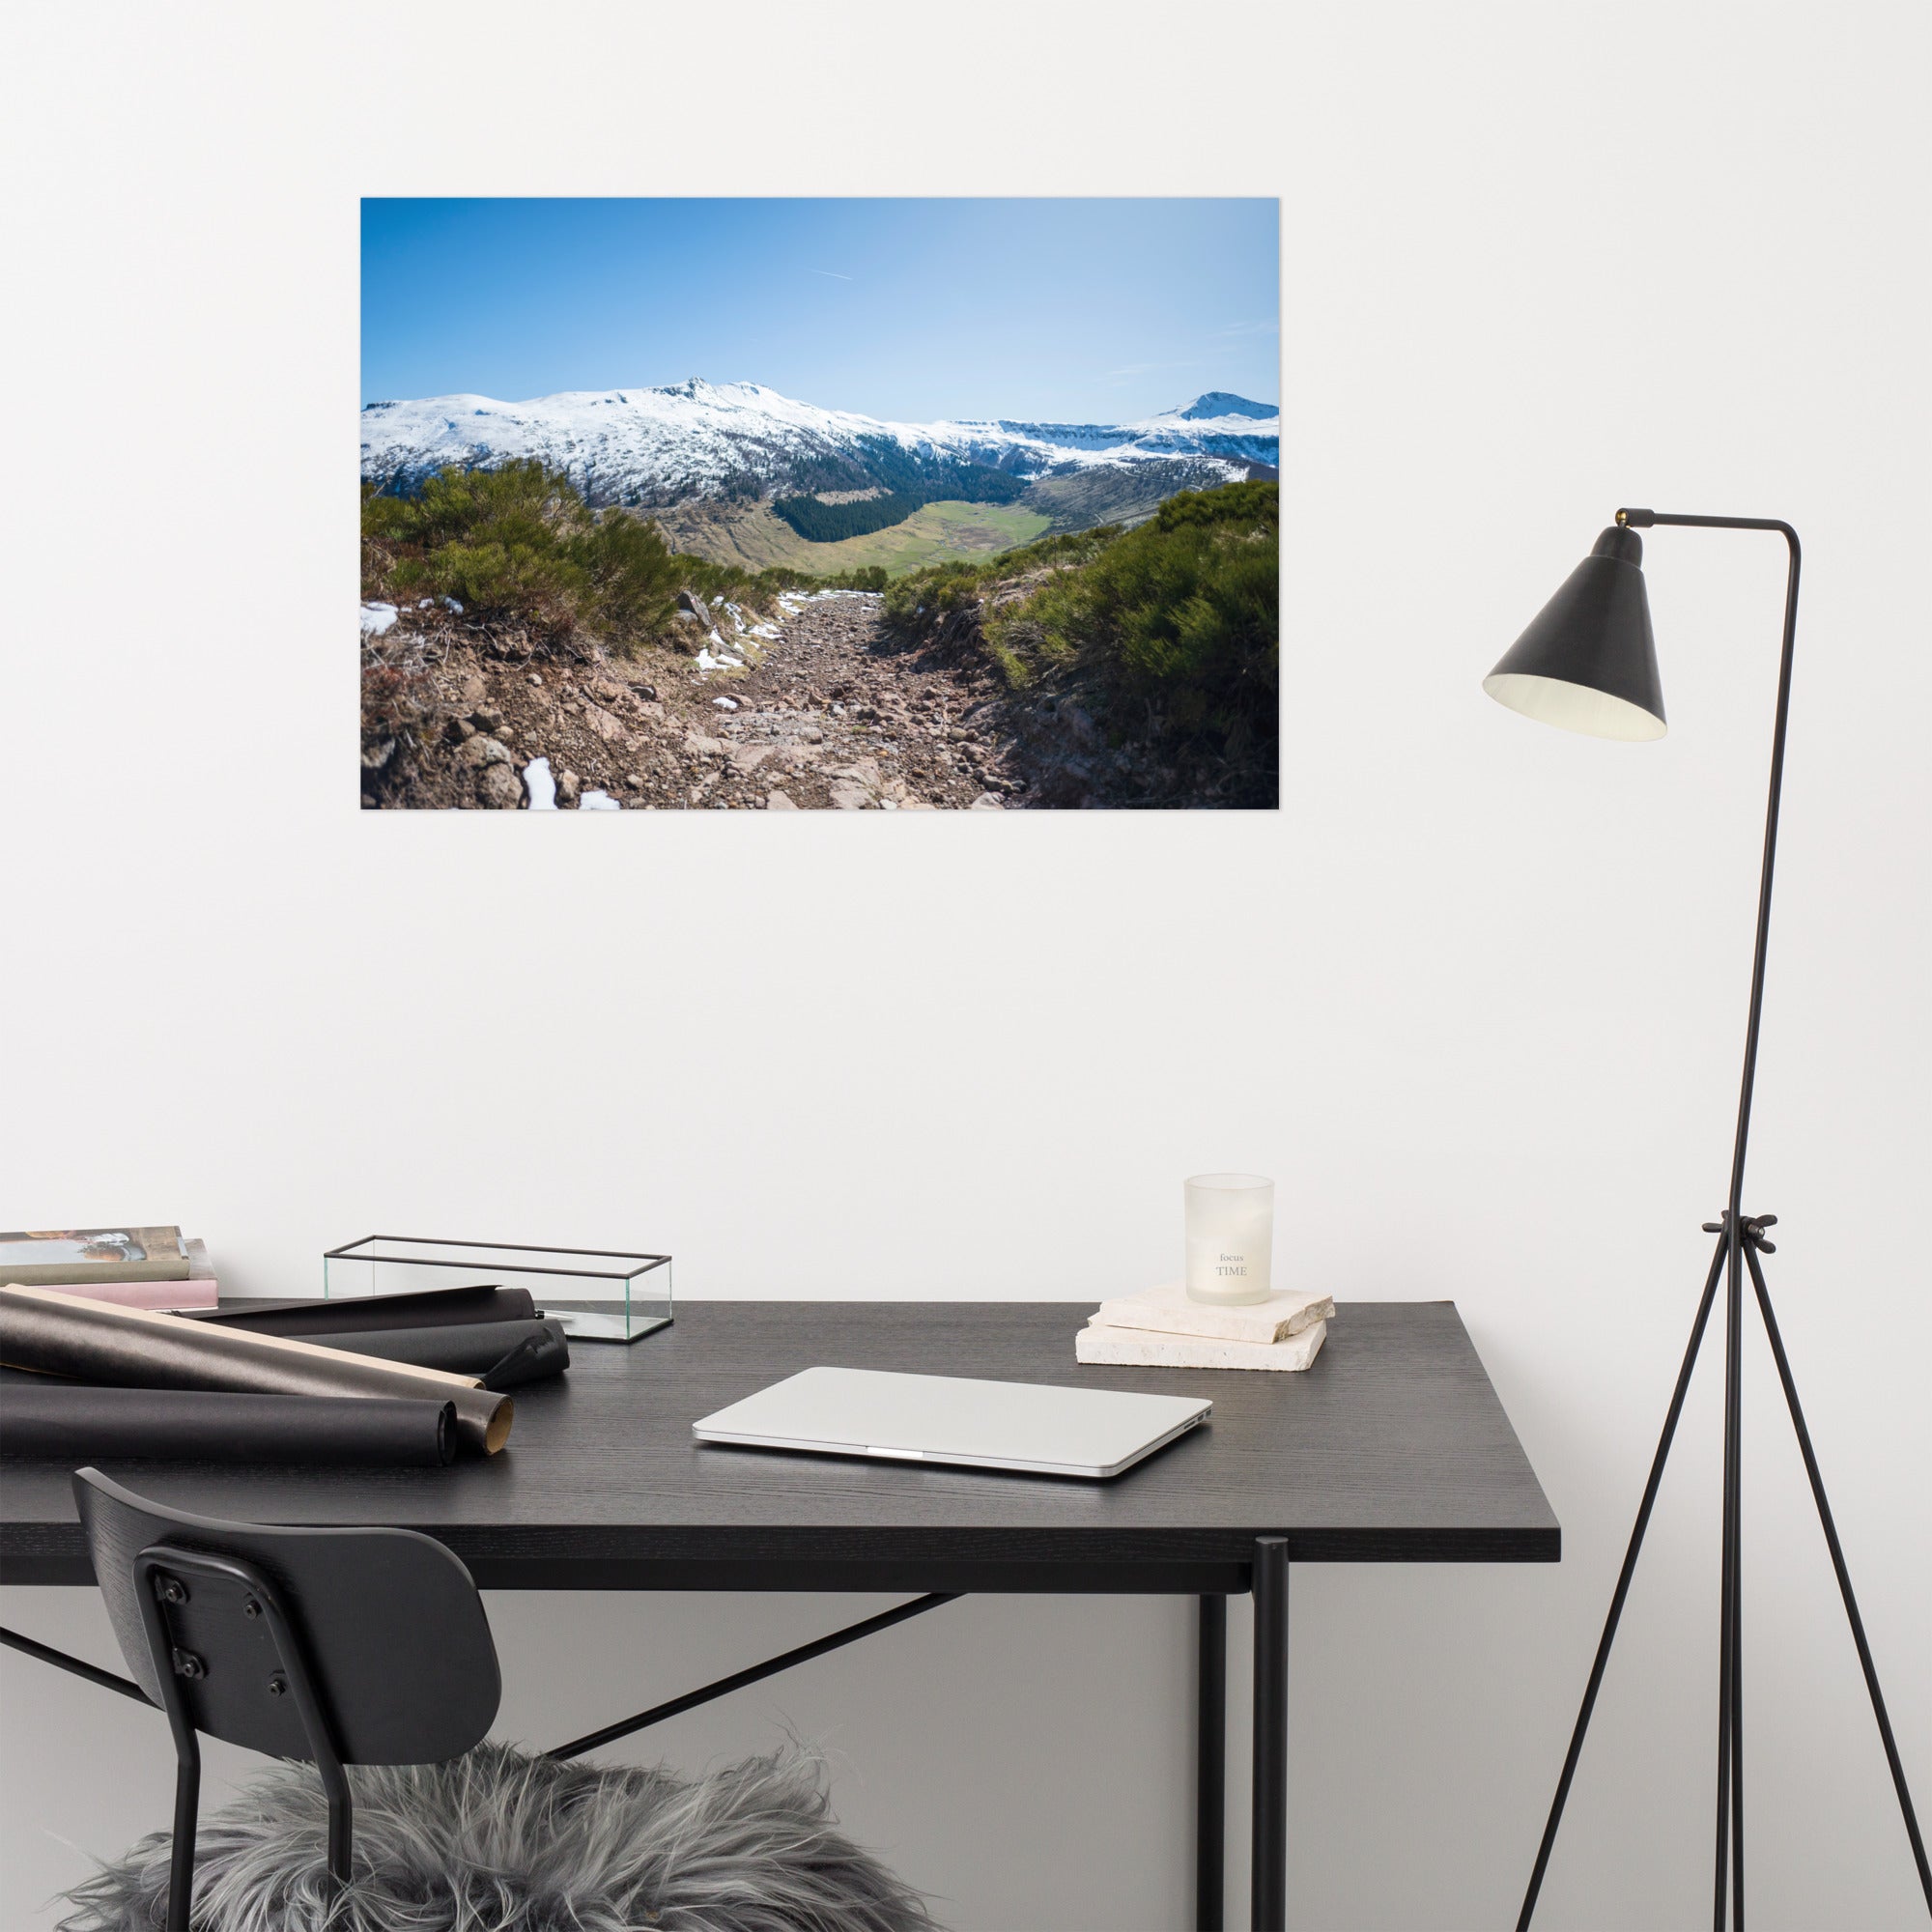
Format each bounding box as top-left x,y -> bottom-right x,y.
361,198 -> 1279,424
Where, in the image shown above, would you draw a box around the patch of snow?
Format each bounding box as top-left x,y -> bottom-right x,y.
440,596 -> 464,613
579,790 -> 621,810
713,696 -> 740,711
773,586 -> 882,610
359,602 -> 399,636
748,623 -> 781,639
417,597 -> 433,608
695,648 -> 743,671
523,756 -> 556,810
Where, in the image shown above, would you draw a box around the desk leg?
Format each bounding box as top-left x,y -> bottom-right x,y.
1197,1594 -> 1227,1931
1252,1537 -> 1290,1932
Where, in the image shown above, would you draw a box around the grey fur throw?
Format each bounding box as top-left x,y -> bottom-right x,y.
58,1741 -> 937,1932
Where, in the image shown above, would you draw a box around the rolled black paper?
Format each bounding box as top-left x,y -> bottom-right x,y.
307,1318 -> 568,1385
0,1385 -> 456,1466
480,1335 -> 552,1392
186,1284 -> 538,1335
0,1286 -> 513,1456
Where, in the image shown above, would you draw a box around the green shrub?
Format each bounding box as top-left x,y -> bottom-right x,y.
882,557 -> 980,624
361,461 -> 836,647
995,483 -> 1277,751
369,460 -> 591,622
881,525 -> 1123,627
572,511 -> 683,637
882,482 -> 1276,762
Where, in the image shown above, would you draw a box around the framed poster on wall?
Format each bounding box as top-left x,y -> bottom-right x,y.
359,197 -> 1280,811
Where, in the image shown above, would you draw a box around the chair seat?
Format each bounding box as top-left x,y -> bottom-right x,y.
59,1741 -> 935,1932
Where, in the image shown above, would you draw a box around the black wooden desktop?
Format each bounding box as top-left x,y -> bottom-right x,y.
0,1300 -> 1558,1930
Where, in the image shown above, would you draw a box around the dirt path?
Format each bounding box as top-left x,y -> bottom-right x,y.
686,590 -> 1023,810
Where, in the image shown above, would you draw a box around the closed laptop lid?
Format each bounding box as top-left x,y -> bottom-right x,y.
693,1366 -> 1210,1478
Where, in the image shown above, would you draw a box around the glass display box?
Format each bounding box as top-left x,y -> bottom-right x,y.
323,1237 -> 671,1343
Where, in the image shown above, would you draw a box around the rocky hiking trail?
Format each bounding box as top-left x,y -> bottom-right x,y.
365,582 -> 1179,810
670,589 -> 1024,810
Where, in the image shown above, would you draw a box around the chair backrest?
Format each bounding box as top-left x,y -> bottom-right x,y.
74,1468 -> 500,1766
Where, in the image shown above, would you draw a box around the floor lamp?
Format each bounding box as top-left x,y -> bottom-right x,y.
1483,510 -> 1931,1930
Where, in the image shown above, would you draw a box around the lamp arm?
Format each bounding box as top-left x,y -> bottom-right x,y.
1617,509 -> 1804,1219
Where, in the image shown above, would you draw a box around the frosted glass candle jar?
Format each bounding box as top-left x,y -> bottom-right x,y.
1184,1173 -> 1275,1305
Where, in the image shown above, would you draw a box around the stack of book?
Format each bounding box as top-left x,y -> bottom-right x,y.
1075,1279 -> 1333,1371
0,1226 -> 216,1310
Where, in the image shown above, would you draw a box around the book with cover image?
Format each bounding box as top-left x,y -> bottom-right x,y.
0,1228 -> 190,1286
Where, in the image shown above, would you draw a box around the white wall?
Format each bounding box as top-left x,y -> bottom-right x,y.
3,4 -> 1927,1926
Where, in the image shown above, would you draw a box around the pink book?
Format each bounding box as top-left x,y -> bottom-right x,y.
42,1278 -> 219,1312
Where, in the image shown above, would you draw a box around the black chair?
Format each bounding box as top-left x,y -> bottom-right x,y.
73,1466 -> 501,1932
70,1468 -> 933,1932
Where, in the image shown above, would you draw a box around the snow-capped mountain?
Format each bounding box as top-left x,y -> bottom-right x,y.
359,378 -> 1278,507
1168,391 -> 1276,422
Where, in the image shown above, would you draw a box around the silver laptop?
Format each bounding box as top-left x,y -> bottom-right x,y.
692,1366 -> 1211,1480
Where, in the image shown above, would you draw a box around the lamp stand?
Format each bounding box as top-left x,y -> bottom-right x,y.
1516,513 -> 1931,1930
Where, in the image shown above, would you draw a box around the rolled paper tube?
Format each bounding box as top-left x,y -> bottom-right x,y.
0,1385 -> 457,1467
306,1319 -> 568,1384
0,1285 -> 513,1456
186,1283 -> 538,1335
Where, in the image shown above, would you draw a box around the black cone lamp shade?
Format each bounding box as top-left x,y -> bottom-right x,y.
1485,525 -> 1667,740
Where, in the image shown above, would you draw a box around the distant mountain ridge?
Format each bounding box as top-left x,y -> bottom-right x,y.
1172,391 -> 1276,421
359,378 -> 1279,512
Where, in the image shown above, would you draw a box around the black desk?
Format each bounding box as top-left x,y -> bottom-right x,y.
0,1300 -> 1558,1929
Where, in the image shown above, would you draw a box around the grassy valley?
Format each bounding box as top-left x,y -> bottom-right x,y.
647,497 -> 1050,577
650,462 -> 1253,579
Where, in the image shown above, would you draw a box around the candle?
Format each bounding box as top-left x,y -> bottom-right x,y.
1184,1173 -> 1275,1305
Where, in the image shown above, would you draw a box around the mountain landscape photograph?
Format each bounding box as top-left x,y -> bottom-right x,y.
360,197 -> 1280,810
